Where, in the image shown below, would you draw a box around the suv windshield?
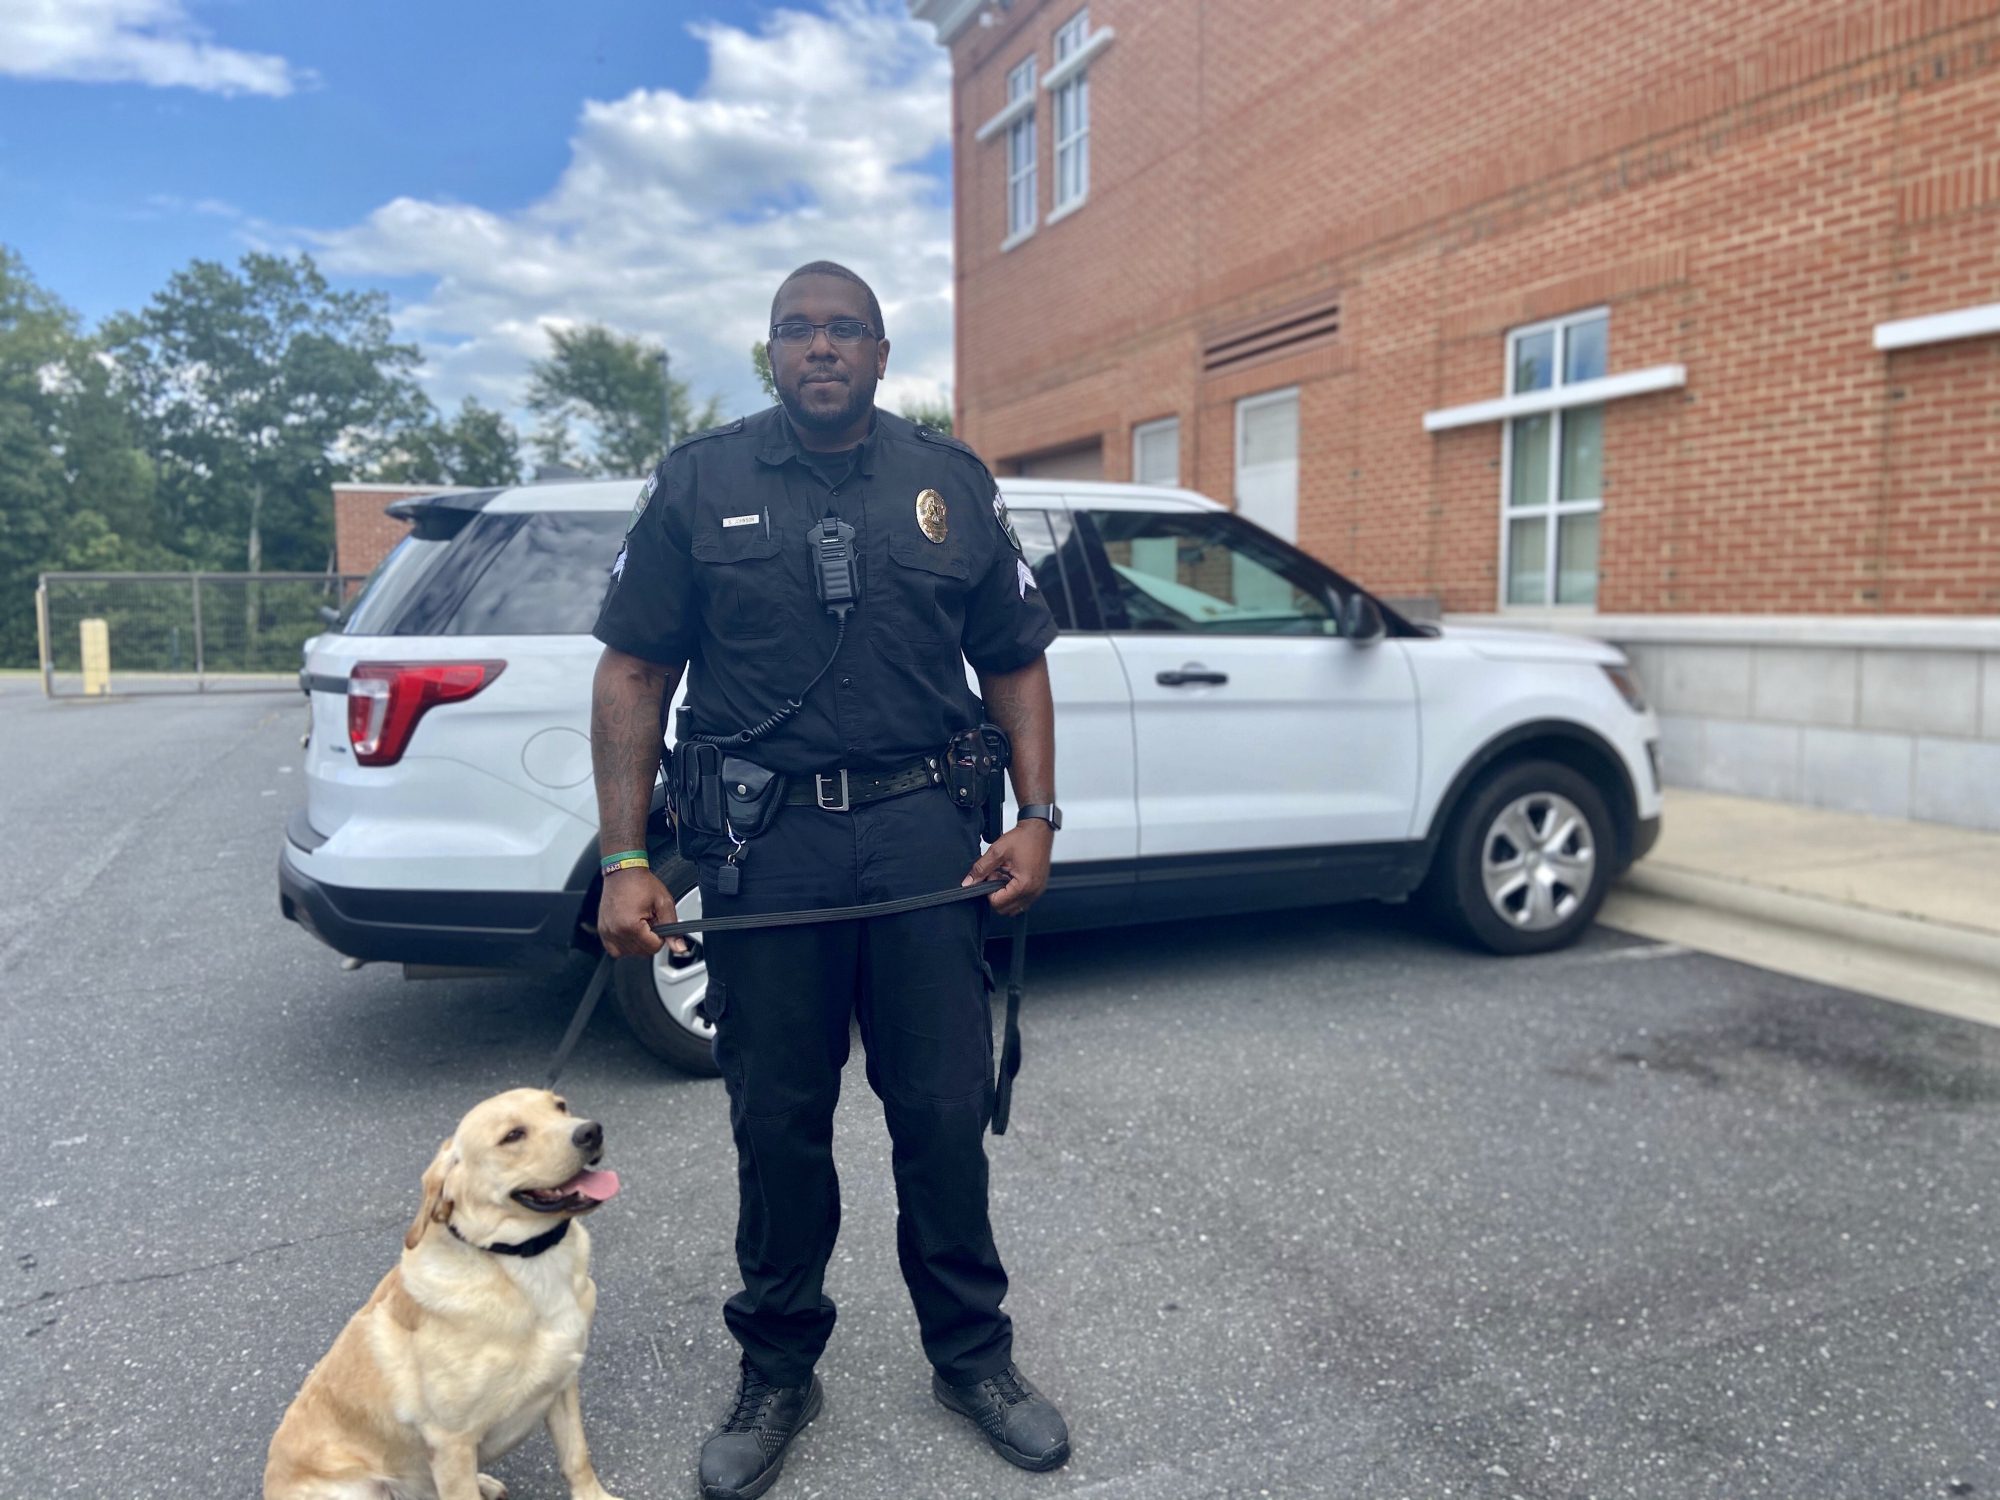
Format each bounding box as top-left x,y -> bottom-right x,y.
339,511 -> 627,636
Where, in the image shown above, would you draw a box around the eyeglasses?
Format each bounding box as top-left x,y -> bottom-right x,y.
770,318 -> 877,347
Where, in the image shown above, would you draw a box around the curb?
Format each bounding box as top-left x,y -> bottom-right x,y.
1620,862 -> 2000,975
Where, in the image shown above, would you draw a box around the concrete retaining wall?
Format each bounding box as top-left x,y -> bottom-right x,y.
1444,614 -> 2000,832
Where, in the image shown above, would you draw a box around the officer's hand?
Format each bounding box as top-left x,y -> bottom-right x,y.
962,820 -> 1054,917
598,869 -> 688,959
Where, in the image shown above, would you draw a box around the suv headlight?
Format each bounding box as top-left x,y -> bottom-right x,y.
1602,663 -> 1647,713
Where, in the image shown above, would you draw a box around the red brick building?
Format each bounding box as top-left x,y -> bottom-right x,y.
331,483 -> 466,579
912,0 -> 2000,826
916,0 -> 2000,615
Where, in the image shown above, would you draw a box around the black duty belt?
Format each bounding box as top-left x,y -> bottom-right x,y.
543,880 -> 1029,1135
781,757 -> 944,812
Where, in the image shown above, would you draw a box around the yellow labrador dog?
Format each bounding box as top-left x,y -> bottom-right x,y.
264,1089 -> 625,1500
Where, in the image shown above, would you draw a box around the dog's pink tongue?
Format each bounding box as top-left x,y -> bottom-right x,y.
563,1168 -> 620,1203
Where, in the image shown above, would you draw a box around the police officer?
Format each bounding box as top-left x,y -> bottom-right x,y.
591,261 -> 1068,1499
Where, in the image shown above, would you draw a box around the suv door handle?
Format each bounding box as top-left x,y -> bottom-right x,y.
1156,668 -> 1229,687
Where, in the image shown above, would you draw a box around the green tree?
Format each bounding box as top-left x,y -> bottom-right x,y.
0,249 -> 74,666
0,247 -> 160,665
373,396 -> 523,488
525,324 -> 721,476
751,340 -> 777,402
103,252 -> 428,646
898,396 -> 953,435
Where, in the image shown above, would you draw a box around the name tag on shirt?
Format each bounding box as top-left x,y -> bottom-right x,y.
723,514 -> 761,528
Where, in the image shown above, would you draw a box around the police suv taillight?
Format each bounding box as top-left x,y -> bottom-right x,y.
347,661 -> 505,766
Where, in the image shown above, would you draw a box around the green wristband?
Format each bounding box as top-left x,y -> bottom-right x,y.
599,848 -> 648,868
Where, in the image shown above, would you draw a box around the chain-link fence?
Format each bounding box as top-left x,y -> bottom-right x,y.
35,572 -> 366,697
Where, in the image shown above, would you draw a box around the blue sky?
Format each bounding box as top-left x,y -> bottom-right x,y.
0,0 -> 956,422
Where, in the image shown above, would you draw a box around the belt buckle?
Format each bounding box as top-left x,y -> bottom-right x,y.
815,769 -> 851,812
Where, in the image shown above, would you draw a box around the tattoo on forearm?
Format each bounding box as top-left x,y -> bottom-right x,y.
591,651 -> 683,853
978,658 -> 1055,806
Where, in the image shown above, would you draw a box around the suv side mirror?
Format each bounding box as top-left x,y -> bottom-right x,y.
1341,592 -> 1386,646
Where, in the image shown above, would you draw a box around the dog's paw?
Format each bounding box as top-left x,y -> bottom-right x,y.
476,1476 -> 509,1500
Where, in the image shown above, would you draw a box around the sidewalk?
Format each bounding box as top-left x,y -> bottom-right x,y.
1601,788 -> 2000,1028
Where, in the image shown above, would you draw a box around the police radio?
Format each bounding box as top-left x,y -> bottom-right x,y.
809,514 -> 858,620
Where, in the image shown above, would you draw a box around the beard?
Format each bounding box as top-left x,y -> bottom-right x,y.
779,369 -> 876,435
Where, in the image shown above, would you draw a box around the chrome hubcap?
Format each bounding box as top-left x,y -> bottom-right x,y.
1480,792 -> 1595,932
650,884 -> 713,1038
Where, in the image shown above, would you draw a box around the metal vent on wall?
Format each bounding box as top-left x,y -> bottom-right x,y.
1201,293 -> 1341,374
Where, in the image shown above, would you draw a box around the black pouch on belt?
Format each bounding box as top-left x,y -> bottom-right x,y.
667,742 -> 786,841
669,741 -> 727,841
719,756 -> 786,838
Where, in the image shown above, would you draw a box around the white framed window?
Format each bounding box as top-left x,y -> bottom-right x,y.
1051,9 -> 1091,216
1234,388 -> 1299,544
1500,309 -> 1607,608
1132,416 -> 1180,486
1055,8 -> 1089,62
1004,56 -> 1037,245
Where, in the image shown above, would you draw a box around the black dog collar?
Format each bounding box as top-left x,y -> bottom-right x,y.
447,1218 -> 571,1258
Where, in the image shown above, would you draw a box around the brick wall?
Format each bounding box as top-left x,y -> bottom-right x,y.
331,485 -> 455,579
937,0 -> 2000,615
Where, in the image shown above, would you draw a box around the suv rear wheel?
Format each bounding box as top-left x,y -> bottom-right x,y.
1424,759 -> 1613,955
610,856 -> 720,1076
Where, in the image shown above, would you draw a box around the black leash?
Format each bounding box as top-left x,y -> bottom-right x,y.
542,879 -> 1030,1133
993,917 -> 1026,1135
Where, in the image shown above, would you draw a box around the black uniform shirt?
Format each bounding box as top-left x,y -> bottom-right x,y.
594,405 -> 1058,776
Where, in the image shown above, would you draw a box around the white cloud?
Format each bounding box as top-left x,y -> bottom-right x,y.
0,0 -> 303,96
302,0 -> 955,448
142,192 -> 242,218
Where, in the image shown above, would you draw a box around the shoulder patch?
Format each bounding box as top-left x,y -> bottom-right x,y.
993,491 -> 1025,556
627,465 -> 662,531
667,416 -> 746,458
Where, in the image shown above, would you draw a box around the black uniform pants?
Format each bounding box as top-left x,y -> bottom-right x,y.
696,785 -> 1013,1388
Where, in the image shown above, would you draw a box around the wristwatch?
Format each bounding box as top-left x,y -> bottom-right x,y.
1016,803 -> 1062,832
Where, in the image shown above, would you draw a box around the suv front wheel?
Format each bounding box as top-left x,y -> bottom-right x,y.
610,856 -> 721,1076
1424,759 -> 1614,956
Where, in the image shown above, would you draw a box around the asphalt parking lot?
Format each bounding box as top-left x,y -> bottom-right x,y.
5,684 -> 1999,1499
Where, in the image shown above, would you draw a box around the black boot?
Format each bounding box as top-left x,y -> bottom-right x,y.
932,1363 -> 1070,1472
698,1357 -> 823,1500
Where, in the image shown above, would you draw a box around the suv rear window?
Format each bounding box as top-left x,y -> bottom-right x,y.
340,534 -> 453,635
445,512 -> 627,635
341,511 -> 627,636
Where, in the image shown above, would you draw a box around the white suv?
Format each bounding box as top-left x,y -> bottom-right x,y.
280,476 -> 1662,1075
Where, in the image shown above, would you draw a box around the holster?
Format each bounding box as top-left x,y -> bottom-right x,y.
946,723 -> 1012,844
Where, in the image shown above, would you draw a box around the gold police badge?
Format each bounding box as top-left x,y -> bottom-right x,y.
916,488 -> 948,543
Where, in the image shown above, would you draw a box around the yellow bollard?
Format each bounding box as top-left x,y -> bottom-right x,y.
80,617 -> 110,696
